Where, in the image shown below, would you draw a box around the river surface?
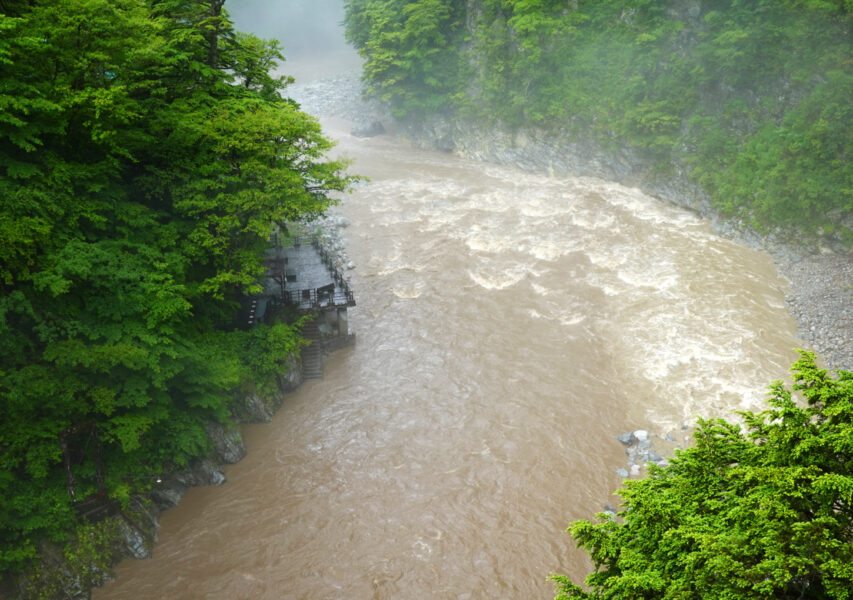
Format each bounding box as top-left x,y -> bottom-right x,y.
95,13 -> 803,600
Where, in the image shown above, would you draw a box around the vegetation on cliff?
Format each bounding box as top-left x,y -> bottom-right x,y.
344,0 -> 852,240
553,352 -> 853,599
0,0 -> 352,577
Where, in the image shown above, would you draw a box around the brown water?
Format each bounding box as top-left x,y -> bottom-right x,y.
95,123 -> 801,599
95,23 -> 803,600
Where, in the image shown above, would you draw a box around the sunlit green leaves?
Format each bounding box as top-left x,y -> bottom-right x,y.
554,353 -> 853,599
1,0 -> 351,575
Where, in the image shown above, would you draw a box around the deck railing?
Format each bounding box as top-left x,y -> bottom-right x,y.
271,233 -> 356,312
283,286 -> 356,311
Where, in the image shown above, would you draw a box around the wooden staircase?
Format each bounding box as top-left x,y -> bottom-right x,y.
300,319 -> 324,380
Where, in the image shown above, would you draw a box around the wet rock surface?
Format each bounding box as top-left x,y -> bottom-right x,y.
116,518 -> 153,561
234,391 -> 281,423
277,356 -> 304,393
615,428 -> 689,478
206,422 -> 247,465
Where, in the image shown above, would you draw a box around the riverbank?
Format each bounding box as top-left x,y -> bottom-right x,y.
290,72 -> 851,372
2,363 -> 302,600
3,214 -> 357,600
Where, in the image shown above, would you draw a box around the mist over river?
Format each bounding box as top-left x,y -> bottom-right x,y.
94,4 -> 804,598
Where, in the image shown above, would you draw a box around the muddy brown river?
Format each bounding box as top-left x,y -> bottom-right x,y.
95,9 -> 803,599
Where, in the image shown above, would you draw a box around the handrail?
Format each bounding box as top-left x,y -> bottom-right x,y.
283,286 -> 355,311
272,233 -> 355,311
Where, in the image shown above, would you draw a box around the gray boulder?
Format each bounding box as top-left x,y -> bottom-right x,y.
616,432 -> 636,445
206,422 -> 247,464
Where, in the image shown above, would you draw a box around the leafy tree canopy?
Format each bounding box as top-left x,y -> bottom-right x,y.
344,0 -> 466,117
0,0 -> 354,575
553,352 -> 853,600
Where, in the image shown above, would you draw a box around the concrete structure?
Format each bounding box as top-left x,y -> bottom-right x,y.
260,235 -> 356,379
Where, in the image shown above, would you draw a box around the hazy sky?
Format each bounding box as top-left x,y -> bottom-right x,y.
227,0 -> 351,59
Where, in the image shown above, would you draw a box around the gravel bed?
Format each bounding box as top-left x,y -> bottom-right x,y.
289,74 -> 387,123
778,252 -> 852,370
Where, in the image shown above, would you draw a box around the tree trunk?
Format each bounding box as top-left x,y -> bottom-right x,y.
206,0 -> 226,68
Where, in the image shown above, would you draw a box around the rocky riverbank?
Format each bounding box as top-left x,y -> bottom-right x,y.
4,362 -> 303,600
289,72 -> 852,372
4,212 -> 358,600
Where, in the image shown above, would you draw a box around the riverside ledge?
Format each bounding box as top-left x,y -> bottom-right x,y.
3,214 -> 357,600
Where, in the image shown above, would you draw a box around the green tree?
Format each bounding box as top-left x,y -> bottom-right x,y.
344,0 -> 465,117
1,0 -> 353,575
552,352 -> 853,599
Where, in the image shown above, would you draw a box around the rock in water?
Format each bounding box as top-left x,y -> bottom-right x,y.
616,432 -> 636,445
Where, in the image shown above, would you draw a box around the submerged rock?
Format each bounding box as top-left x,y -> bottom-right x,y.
616,432 -> 635,445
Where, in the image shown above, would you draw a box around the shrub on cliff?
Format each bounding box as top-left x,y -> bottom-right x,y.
552,352 -> 853,599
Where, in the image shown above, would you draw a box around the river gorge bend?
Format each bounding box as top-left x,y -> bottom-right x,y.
92,58 -> 815,598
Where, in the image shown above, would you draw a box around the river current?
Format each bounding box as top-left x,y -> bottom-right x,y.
95,26 -> 802,600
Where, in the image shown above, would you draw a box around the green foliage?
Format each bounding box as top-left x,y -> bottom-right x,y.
344,0 -> 466,117
0,0 -> 353,576
240,319 -> 308,396
553,352 -> 853,599
690,69 -> 853,230
344,0 -> 853,236
16,520 -> 119,600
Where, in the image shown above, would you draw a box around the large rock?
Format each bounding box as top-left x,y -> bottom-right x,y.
175,458 -> 227,487
234,391 -> 281,423
277,355 -> 303,394
151,480 -> 186,510
616,432 -> 636,445
116,517 -> 152,560
232,356 -> 302,422
206,422 -> 246,464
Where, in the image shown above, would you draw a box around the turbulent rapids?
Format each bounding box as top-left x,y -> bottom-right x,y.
96,87 -> 802,597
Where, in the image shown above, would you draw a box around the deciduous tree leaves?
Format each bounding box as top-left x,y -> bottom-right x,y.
0,0 -> 352,574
